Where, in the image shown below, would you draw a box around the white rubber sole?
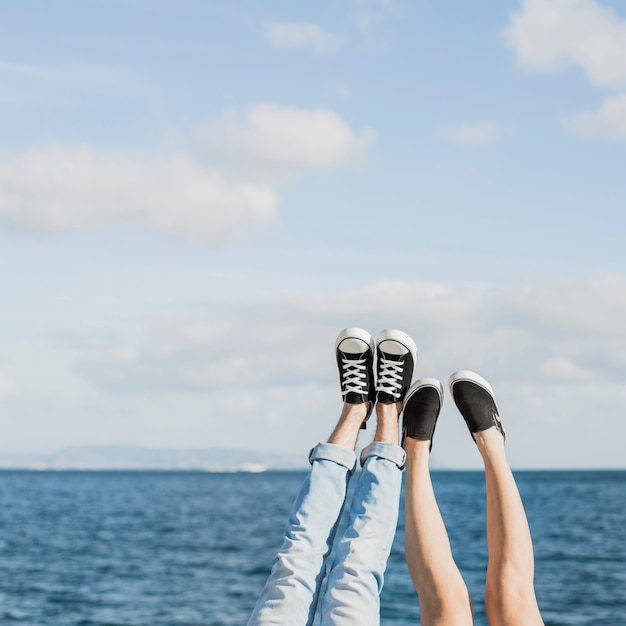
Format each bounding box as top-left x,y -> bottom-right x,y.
403,377 -> 444,409
376,329 -> 418,362
448,370 -> 495,399
335,327 -> 375,353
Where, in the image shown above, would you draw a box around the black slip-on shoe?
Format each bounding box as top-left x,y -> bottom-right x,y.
448,370 -> 506,442
335,328 -> 375,429
375,329 -> 417,404
401,378 -> 443,450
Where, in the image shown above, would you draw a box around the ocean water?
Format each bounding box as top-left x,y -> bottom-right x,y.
0,470 -> 624,625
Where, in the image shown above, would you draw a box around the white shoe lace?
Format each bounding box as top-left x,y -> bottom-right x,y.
376,357 -> 404,399
341,357 -> 368,396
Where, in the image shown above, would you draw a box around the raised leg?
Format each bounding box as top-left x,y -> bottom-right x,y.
246,403 -> 367,626
448,370 -> 544,626
248,328 -> 376,626
404,439 -> 474,626
248,326 -> 416,626
320,401 -> 406,626
402,378 -> 473,626
476,429 -> 544,626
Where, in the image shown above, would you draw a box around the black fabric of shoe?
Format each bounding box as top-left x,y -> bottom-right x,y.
450,377 -> 505,441
376,351 -> 414,404
401,380 -> 442,450
336,346 -> 374,405
335,330 -> 375,431
376,330 -> 416,404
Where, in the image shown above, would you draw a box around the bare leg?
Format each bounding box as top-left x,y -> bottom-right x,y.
404,438 -> 474,626
475,429 -> 544,626
328,402 -> 371,450
373,400 -> 401,444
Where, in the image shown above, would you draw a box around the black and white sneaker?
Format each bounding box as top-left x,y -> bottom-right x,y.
375,329 -> 417,404
335,328 -> 375,428
448,370 -> 506,442
401,378 -> 443,449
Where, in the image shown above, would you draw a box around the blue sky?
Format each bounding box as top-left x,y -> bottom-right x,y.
1,0 -> 626,468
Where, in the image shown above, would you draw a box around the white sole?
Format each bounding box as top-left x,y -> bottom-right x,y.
403,377 -> 444,409
335,327 -> 375,353
376,329 -> 418,362
448,370 -> 495,399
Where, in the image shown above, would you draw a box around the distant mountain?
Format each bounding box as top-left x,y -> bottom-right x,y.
0,445 -> 309,472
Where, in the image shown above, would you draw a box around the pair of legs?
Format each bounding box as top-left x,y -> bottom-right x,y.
403,374 -> 544,626
247,329 -> 416,626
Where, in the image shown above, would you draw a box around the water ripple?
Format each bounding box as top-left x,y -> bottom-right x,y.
0,470 -> 624,625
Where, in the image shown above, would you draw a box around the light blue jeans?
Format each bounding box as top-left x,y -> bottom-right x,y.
247,440 -> 406,626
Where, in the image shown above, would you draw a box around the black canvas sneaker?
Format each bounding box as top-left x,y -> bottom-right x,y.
448,370 -> 506,442
335,328 -> 375,428
375,329 -> 417,404
401,378 -> 443,449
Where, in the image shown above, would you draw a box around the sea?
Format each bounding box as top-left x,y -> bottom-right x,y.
0,470 -> 624,626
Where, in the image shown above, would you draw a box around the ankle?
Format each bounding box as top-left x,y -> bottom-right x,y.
375,401 -> 401,420
475,427 -> 506,460
372,401 -> 401,444
341,401 -> 371,421
372,404 -> 397,442
327,402 -> 370,450
404,437 -> 431,455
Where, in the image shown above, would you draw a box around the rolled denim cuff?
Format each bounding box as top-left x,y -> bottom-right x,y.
360,441 -> 406,470
308,442 -> 357,474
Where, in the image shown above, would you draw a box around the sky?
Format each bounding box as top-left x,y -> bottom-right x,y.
1,0 -> 626,468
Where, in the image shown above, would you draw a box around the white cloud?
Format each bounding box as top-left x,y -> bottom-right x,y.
351,0 -> 394,30
72,310 -> 333,394
0,60 -> 137,89
565,92 -> 626,138
0,146 -> 277,240
504,0 -> 626,141
0,373 -> 19,398
59,274 -> 626,466
504,0 -> 626,87
263,21 -> 344,54
0,60 -> 146,106
218,103 -> 374,167
204,103 -> 375,177
0,273 -> 617,465
540,356 -> 595,380
440,120 -> 508,146
0,103 -> 373,238
71,274 -> 626,395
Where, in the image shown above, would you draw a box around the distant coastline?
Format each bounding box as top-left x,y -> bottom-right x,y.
0,445 -> 309,472
1,446 -> 623,473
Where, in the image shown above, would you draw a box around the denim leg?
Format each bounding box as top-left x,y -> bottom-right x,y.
247,443 -> 357,626
320,442 -> 405,626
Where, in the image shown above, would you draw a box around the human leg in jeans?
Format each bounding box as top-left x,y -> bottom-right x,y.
248,328 -> 416,626
246,405 -> 364,626
449,371 -> 544,626
319,328 -> 415,626
247,325 -> 375,626
320,401 -> 406,626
